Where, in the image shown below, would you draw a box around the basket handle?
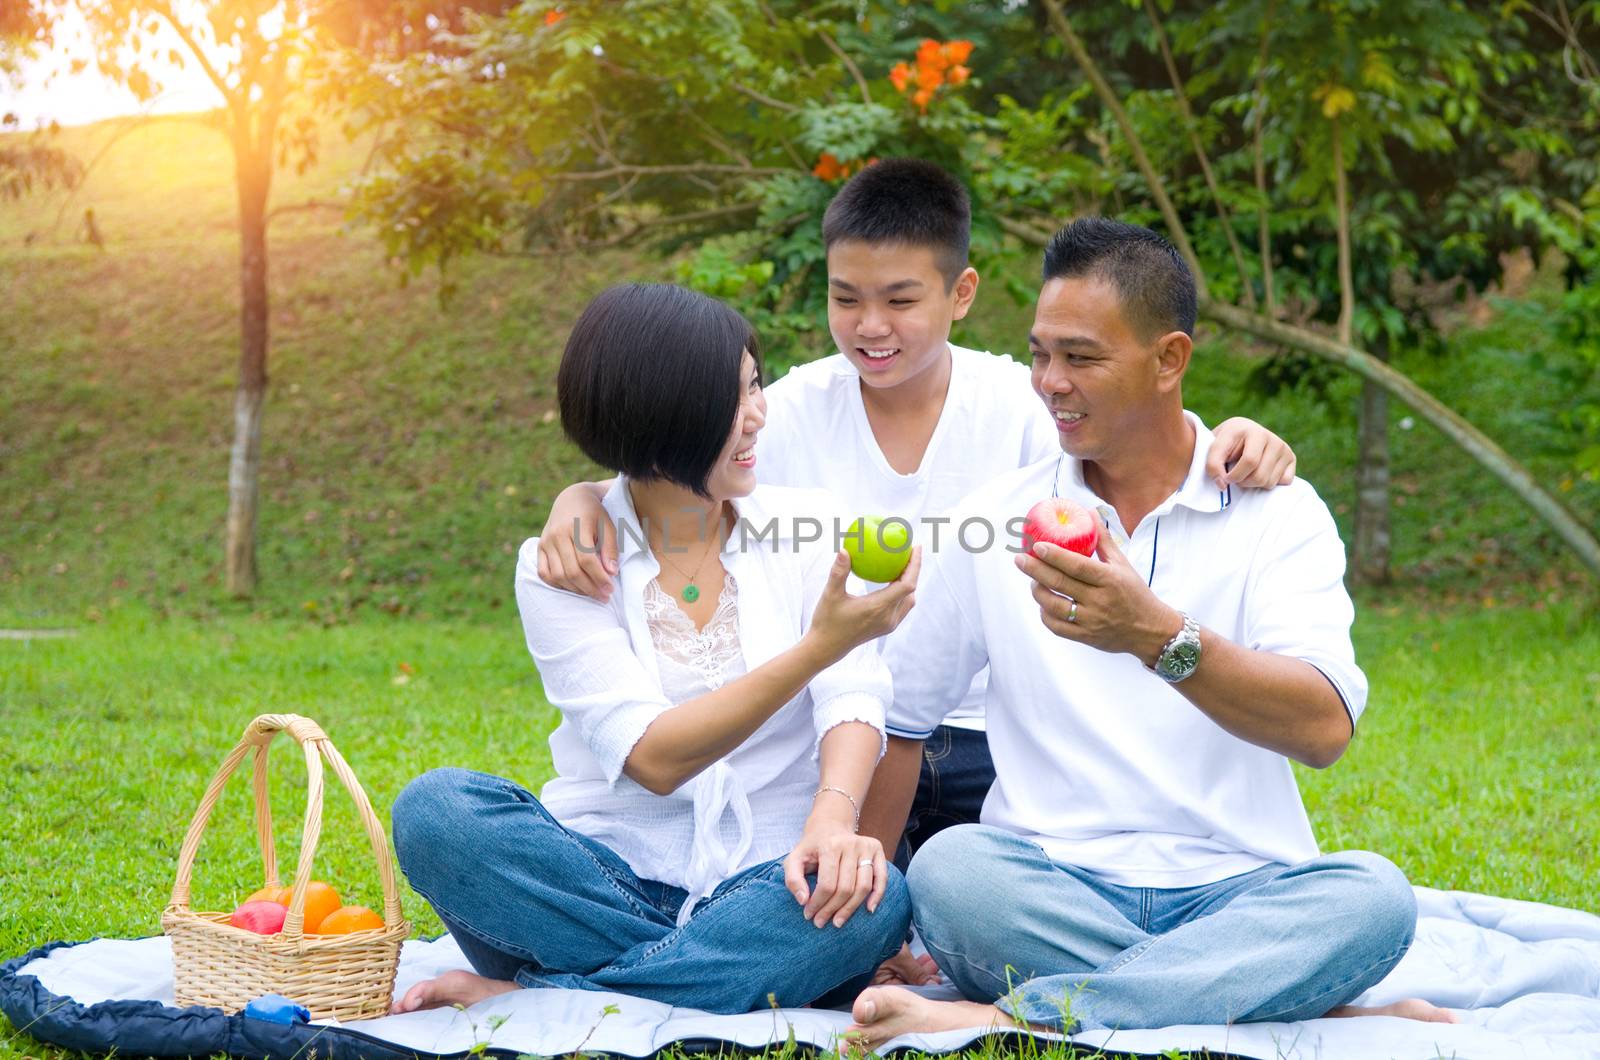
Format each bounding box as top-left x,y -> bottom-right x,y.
166,713 -> 405,937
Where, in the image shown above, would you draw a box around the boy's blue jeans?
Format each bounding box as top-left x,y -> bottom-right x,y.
909,825 -> 1417,1031
894,725 -> 995,871
391,768 -> 912,1014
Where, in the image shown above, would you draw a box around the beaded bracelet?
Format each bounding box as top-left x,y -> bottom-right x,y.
812,785 -> 861,831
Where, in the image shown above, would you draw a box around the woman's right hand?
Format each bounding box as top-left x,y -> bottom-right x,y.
807,547 -> 920,662
537,483 -> 618,601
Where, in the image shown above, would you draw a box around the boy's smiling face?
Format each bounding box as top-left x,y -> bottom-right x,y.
826,239 -> 979,392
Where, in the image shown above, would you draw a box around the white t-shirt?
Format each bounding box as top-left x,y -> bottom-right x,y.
883,414 -> 1368,888
758,344 -> 1060,727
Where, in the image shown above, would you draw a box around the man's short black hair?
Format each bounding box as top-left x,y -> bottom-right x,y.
821,158 -> 971,286
1041,218 -> 1197,339
558,283 -> 760,497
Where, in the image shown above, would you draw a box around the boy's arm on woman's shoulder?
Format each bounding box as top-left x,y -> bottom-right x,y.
537,478 -> 620,600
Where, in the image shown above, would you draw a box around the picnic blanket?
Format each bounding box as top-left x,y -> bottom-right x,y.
5,887 -> 1599,1059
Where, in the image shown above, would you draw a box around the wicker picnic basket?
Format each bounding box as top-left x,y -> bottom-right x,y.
161,713 -> 409,1021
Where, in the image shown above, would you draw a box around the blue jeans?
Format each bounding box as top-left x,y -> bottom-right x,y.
909,825 -> 1416,1031
893,725 -> 995,871
391,768 -> 912,1014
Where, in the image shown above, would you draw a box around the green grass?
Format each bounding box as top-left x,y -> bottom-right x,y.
2,601 -> 1597,1058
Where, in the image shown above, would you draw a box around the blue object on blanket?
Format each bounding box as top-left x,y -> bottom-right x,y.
243,993 -> 309,1025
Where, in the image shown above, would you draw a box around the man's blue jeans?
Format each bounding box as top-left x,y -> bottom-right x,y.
391,768 -> 912,1014
909,825 -> 1416,1031
894,725 -> 995,871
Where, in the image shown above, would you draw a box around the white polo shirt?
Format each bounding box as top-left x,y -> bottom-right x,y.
883,414 -> 1368,888
759,345 -> 1060,728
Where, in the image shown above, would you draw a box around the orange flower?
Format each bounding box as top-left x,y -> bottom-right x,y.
543,8 -> 565,25
947,64 -> 970,86
916,64 -> 942,92
912,87 -> 934,112
888,61 -> 911,93
813,152 -> 844,181
943,40 -> 974,66
916,39 -> 947,72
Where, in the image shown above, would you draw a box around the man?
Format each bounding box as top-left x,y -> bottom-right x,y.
850,218 -> 1453,1041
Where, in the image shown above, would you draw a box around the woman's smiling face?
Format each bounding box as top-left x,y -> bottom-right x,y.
701,350 -> 767,502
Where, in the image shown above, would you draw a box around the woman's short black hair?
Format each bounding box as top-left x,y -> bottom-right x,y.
557,283 -> 761,497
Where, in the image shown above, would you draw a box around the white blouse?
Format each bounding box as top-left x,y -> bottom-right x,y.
516,481 -> 890,924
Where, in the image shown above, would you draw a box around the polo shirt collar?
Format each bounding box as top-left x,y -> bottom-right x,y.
1057,411 -> 1234,522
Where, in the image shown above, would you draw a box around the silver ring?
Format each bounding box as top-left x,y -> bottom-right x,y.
1067,598 -> 1079,624
857,857 -> 874,867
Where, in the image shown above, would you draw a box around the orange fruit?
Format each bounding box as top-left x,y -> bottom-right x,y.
314,905 -> 384,934
293,881 -> 343,932
247,881 -> 342,932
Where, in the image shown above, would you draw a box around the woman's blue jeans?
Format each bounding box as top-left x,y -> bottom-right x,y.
909,825 -> 1417,1031
391,767 -> 912,1014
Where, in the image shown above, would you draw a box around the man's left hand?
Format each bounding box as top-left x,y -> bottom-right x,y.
1015,533 -> 1183,665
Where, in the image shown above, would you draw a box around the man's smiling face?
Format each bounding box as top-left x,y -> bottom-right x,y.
1029,275 -> 1170,462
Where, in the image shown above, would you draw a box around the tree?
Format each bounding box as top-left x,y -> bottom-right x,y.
1032,0 -> 1600,582
342,0 -> 1600,581
2,0 -> 517,596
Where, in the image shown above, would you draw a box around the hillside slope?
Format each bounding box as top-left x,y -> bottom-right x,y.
2,116 -> 1594,625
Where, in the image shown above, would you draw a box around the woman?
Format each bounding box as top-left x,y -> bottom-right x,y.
392,283 -> 919,1015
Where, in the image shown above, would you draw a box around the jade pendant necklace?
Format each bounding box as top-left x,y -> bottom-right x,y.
654,533 -> 721,603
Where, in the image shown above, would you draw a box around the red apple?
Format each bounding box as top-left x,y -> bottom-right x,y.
230,899 -> 288,935
1021,498 -> 1099,557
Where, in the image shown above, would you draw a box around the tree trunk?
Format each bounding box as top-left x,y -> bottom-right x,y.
226,146 -> 271,597
1353,337 -> 1391,585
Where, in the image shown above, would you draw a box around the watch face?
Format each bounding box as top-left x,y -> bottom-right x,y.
1164,640 -> 1203,682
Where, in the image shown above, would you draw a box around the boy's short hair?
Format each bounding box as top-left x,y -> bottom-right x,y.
558,283 -> 761,497
1042,218 -> 1197,339
821,158 -> 971,287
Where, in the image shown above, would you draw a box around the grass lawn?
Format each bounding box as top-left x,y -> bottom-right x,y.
3,600 -> 1596,1058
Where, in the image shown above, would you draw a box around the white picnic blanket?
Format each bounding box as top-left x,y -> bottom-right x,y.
17,887 -> 1600,1059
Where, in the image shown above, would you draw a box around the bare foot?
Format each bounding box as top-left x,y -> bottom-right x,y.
871,944 -> 942,987
843,985 -> 1020,1051
1327,998 -> 1458,1024
391,969 -> 519,1014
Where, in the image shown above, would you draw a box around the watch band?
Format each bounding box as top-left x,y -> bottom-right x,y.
1151,612 -> 1202,683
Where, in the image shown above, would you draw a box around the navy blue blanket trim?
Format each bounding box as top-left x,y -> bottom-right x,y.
0,938 -> 424,1060
3,939 -> 1264,1060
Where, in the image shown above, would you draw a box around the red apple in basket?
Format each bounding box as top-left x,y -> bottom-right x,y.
1021,498 -> 1099,557
230,899 -> 288,935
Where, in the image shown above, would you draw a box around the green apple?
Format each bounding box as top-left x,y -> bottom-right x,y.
843,516 -> 912,583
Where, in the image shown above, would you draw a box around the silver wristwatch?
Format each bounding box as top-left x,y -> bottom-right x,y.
1151,612 -> 1202,683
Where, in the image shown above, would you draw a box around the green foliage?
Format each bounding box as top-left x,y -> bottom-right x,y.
50,3 -> 1595,570
344,0 -> 1600,480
